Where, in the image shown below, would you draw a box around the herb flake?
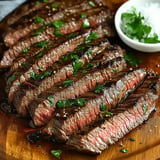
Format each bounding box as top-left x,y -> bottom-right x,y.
143,104 -> 148,114
130,138 -> 135,141
21,47 -> 28,53
74,98 -> 87,107
120,148 -> 128,153
51,3 -> 57,8
8,74 -> 16,82
51,150 -> 62,158
73,60 -> 83,74
89,1 -> 95,7
94,82 -> 105,94
34,16 -> 45,23
83,19 -> 90,29
47,95 -> 54,107
100,102 -> 107,111
124,53 -> 142,66
63,80 -> 73,87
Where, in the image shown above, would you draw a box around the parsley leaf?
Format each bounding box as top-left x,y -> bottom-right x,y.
85,31 -> 98,44
124,53 -> 142,66
73,60 -> 83,74
99,102 -> 107,111
47,95 -> 54,107
56,100 -> 72,108
52,20 -> 64,36
94,82 -> 105,94
36,50 -> 44,58
74,98 -> 87,107
143,104 -> 148,114
51,3 -> 57,8
63,80 -> 73,87
89,1 -> 95,7
43,0 -> 48,2
83,19 -> 90,28
36,41 -> 47,48
35,1 -> 40,5
21,47 -> 28,53
8,74 -> 16,82
81,13 -> 87,18
34,16 -> 45,23
33,27 -> 45,35
51,150 -> 62,158
120,148 -> 128,153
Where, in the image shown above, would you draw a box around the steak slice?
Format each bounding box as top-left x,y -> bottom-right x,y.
8,25 -> 114,102
4,0 -> 101,46
3,0 -> 56,27
66,75 -> 160,154
13,38 -> 110,116
0,7 -> 113,68
29,57 -> 127,126
42,68 -> 147,141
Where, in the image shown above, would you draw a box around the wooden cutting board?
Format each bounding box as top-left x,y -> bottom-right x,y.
0,0 -> 160,160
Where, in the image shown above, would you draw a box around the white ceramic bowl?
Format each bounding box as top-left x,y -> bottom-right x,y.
114,0 -> 160,52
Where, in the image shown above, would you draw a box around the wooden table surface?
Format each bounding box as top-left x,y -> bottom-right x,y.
0,0 -> 160,160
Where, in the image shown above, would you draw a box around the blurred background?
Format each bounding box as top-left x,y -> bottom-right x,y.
0,0 -> 26,20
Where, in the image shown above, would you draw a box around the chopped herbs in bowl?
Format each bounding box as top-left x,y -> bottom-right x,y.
115,0 -> 160,52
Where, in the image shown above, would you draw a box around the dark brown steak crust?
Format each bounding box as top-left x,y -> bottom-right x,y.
66,75 -> 160,154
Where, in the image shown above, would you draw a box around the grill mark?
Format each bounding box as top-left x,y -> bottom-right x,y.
8,25 -> 112,102
67,91 -> 158,154
4,1 -> 98,46
42,68 -> 147,140
13,39 -> 110,116
31,57 -> 127,126
0,8 -> 113,68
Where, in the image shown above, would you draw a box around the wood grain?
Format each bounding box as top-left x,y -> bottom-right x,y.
0,0 -> 160,160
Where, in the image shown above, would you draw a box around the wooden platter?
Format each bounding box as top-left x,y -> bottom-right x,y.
0,0 -> 160,160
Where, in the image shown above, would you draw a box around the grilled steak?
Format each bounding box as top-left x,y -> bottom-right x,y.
0,0 -> 159,156
7,25 -> 114,102
4,0 -> 103,46
42,68 -> 147,140
0,6 -> 113,68
66,75 -> 160,154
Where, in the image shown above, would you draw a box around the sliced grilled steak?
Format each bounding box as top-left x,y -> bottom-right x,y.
66,75 -> 160,154
42,68 -> 147,140
4,0 -> 56,27
29,57 -> 127,126
8,25 -> 113,101
4,0 -> 101,46
0,7 -> 113,68
13,38 -> 110,116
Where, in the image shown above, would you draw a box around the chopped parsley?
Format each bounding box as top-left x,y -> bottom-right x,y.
61,53 -> 79,62
47,95 -> 54,107
74,98 -> 87,107
52,20 -> 64,36
36,50 -> 44,58
124,53 -> 142,66
89,1 -> 95,7
8,74 -> 16,82
130,138 -> 135,141
120,148 -> 128,153
43,0 -> 48,2
99,102 -> 107,111
94,82 -> 105,94
142,104 -> 148,114
30,71 -> 51,79
63,80 -> 73,87
68,33 -> 78,38
34,16 -> 45,23
81,13 -> 87,18
51,3 -> 57,8
33,27 -> 45,35
121,7 -> 160,43
56,100 -> 72,108
21,47 -> 28,53
83,19 -> 90,29
51,150 -> 62,159
36,41 -> 47,48
73,60 -> 83,74
35,1 -> 40,5
82,63 -> 95,69
112,68 -> 117,72
85,31 -> 98,44
105,111 -> 113,116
